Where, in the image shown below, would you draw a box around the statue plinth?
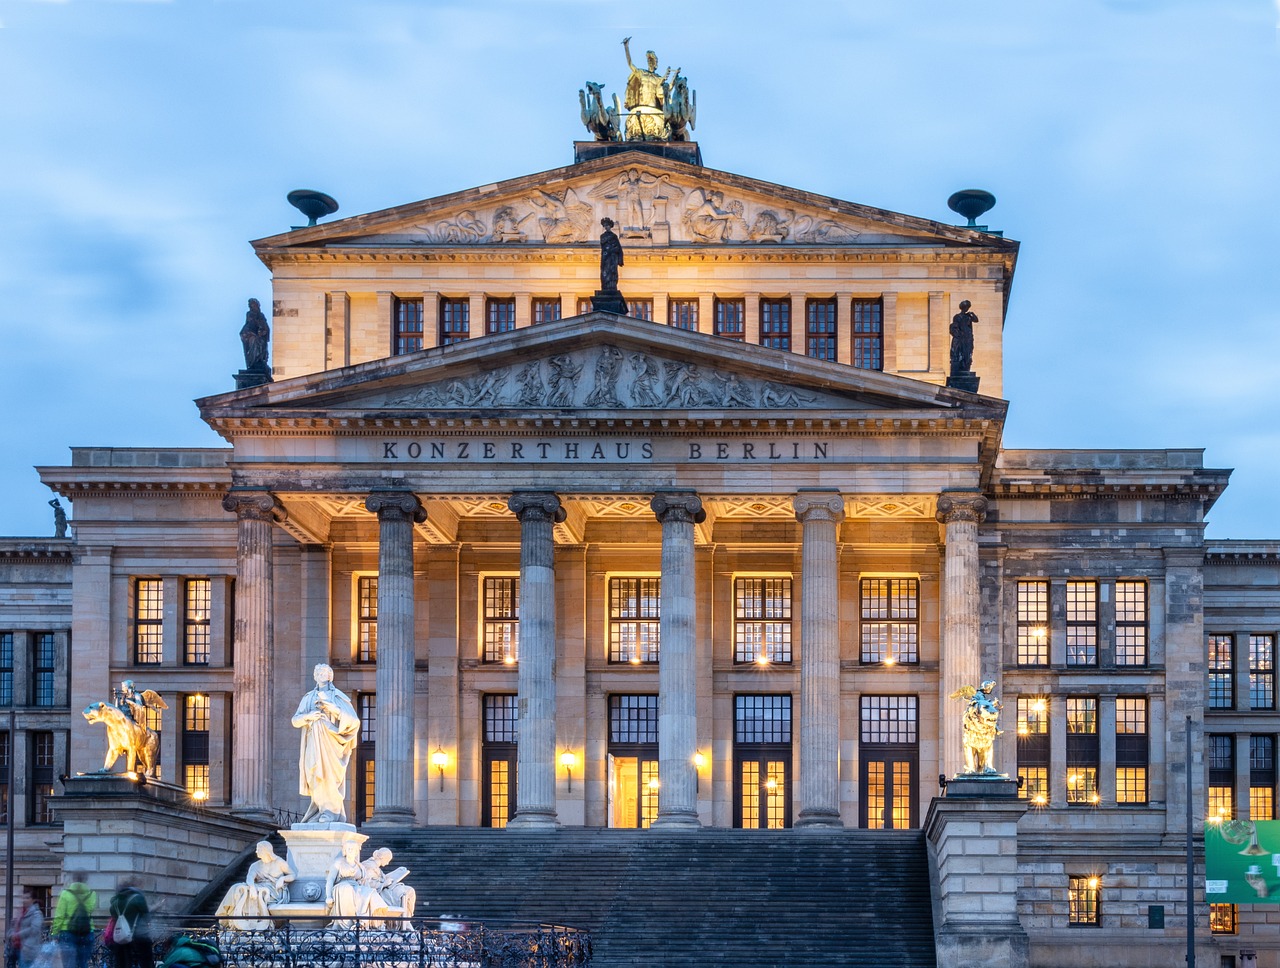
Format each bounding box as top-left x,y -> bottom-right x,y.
946,372 -> 981,393
278,824 -> 364,913
944,774 -> 1019,799
235,366 -> 273,390
573,140 -> 703,167
591,290 -> 629,315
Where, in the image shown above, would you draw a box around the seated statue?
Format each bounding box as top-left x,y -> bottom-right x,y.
361,847 -> 417,926
325,837 -> 379,927
215,842 -> 296,930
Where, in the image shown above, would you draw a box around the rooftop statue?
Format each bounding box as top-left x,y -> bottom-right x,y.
663,71 -> 696,141
293,663 -> 361,824
49,498 -> 67,538
949,679 -> 1003,775
83,680 -> 168,776
240,298 -> 271,371
622,37 -> 677,141
579,80 -> 620,142
949,300 -> 977,376
599,218 -> 624,291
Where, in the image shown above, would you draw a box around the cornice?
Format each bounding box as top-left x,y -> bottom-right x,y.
0,541 -> 74,560
993,481 -> 1227,501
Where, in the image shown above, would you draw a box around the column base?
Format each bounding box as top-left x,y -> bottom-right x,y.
364,807 -> 418,828
506,809 -> 558,830
650,810 -> 701,830
794,809 -> 844,829
229,805 -> 274,824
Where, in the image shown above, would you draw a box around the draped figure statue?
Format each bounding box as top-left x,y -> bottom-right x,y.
292,663 -> 361,823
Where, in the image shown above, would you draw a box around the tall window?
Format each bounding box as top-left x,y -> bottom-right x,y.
483,577 -> 519,664
1066,697 -> 1099,805
32,633 -> 55,707
184,579 -> 211,665
859,695 -> 919,829
1208,734 -> 1234,822
135,579 -> 164,664
576,297 -> 593,315
714,298 -> 745,339
1210,903 -> 1238,935
182,694 -> 210,800
608,695 -> 659,828
669,299 -> 699,331
357,693 -> 376,824
482,695 -> 518,828
29,731 -> 55,824
0,633 -> 11,706
860,578 -> 918,664
627,299 -> 653,321
759,299 -> 791,350
1115,581 -> 1148,666
1016,581 -> 1050,665
393,297 -> 424,355
486,297 -> 516,335
532,298 -> 561,324
1115,698 -> 1148,804
1068,875 -> 1100,926
1250,634 -> 1275,710
1016,697 -> 1049,805
0,731 -> 9,824
1251,735 -> 1276,820
734,578 -> 792,664
734,695 -> 792,829
851,299 -> 883,370
357,576 -> 378,664
805,299 -> 837,361
1208,634 -> 1234,709
439,298 -> 470,344
609,577 -> 660,664
1065,581 -> 1098,667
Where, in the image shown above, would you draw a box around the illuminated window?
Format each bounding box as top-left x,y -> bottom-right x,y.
0,634 -> 11,706
759,299 -> 791,350
1250,635 -> 1275,710
735,695 -> 792,829
1068,875 -> 1100,926
32,633 -> 55,707
714,298 -> 745,339
1250,735 -> 1276,820
29,731 -> 56,825
134,579 -> 164,664
1208,733 -> 1234,822
608,695 -> 659,829
1016,581 -> 1050,665
532,298 -> 561,324
486,297 -> 516,335
609,577 -> 660,664
357,693 -> 376,824
143,703 -> 163,780
859,696 -> 918,829
1115,698 -> 1148,804
356,576 -> 378,664
482,695 -> 518,828
439,298 -> 470,344
805,298 -> 837,361
1210,903 -> 1238,934
851,299 -> 883,370
860,578 -> 918,664
393,297 -> 424,355
627,299 -> 653,321
1066,697 -> 1099,805
482,577 -> 519,664
669,298 -> 699,331
184,579 -> 211,665
1115,581 -> 1148,666
1208,634 -> 1234,709
734,578 -> 792,664
1065,581 -> 1097,666
1016,697 -> 1049,805
182,694 -> 210,799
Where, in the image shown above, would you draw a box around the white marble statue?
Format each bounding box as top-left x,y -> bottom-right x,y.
325,836 -> 380,926
362,847 -> 417,922
292,663 -> 361,823
215,841 -> 296,930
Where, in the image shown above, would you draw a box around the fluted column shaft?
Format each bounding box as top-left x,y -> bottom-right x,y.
937,491 -> 989,778
364,490 -> 425,825
506,492 -> 565,829
223,489 -> 284,820
651,491 -> 704,828
794,491 -> 845,827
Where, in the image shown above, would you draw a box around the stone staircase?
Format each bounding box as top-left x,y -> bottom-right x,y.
374,827 -> 937,967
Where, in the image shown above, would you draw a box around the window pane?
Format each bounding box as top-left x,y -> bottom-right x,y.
1115,581 -> 1148,666
135,579 -> 164,664
669,299 -> 699,331
859,696 -> 918,744
486,298 -> 516,335
1016,581 -> 1049,665
0,633 -> 12,707
1208,634 -> 1234,709
1068,876 -> 1100,926
1065,581 -> 1097,666
483,577 -> 520,664
805,299 -> 837,361
714,299 -> 745,339
532,298 -> 562,324
861,579 -> 918,664
760,299 -> 791,350
440,298 -> 470,344
484,695 -> 519,744
734,695 -> 792,744
393,297 -> 424,355
609,695 -> 659,744
609,577 -> 660,663
357,576 -> 378,663
184,579 -> 211,665
1250,635 -> 1275,710
627,299 -> 653,321
851,299 -> 883,370
735,578 -> 792,663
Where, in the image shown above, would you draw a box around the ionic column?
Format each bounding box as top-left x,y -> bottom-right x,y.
506,491 -> 565,829
650,491 -> 704,829
364,490 -> 426,826
936,490 -> 989,779
793,491 -> 845,827
222,489 -> 285,820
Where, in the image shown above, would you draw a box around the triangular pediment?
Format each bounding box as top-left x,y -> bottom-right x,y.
253,151 -> 1015,255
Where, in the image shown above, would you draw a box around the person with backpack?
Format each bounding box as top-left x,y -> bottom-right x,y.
108,881 -> 152,968
51,872 -> 97,968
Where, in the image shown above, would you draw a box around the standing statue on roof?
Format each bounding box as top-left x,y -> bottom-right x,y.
599,218 -> 624,291
622,37 -> 677,141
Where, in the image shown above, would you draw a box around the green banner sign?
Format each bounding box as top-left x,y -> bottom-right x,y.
1206,820 -> 1280,904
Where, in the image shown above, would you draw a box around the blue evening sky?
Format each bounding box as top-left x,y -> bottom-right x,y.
1,0 -> 1277,538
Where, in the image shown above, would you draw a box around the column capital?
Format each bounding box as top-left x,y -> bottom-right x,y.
222,489 -> 287,523
508,491 -> 566,524
651,491 -> 706,525
793,491 -> 845,524
935,491 -> 988,525
365,489 -> 427,523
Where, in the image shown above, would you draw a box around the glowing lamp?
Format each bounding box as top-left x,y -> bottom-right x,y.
431,746 -> 448,791
560,750 -> 576,791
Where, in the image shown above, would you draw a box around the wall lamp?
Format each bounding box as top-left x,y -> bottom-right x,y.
559,750 -> 577,792
431,746 -> 448,791
694,751 -> 707,792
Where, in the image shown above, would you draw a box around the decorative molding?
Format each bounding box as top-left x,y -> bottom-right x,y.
846,495 -> 935,519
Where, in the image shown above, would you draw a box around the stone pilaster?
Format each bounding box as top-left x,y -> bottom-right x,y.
936,491 -> 988,780
650,491 -> 705,829
222,489 -> 285,820
793,491 -> 845,827
506,491 -> 565,830
364,490 -> 426,826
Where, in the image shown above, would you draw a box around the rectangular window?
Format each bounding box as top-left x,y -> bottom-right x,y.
1066,697 -> 1099,805
483,577 -> 520,664
577,297 -> 593,315
357,693 -> 376,824
1065,581 -> 1098,667
609,695 -> 659,745
859,696 -> 918,830
1250,735 -> 1276,821
1115,698 -> 1148,804
859,696 -> 919,745
32,633 -> 55,707
714,298 -> 745,340
439,298 -> 470,344
0,731 -> 9,824
532,298 -> 562,324
486,297 -> 516,335
134,579 -> 164,664
860,578 -> 918,664
357,576 -> 378,664
1210,903 -> 1238,935
1115,581 -> 1148,666
393,297 -> 424,355
609,577 -> 660,664
805,299 -> 837,361
29,731 -> 55,825
669,299 -> 699,331
1016,697 -> 1050,805
1208,634 -> 1234,709
482,694 -> 518,829
0,633 -> 11,706
182,694 -> 210,800
184,579 -> 211,665
1016,581 -> 1050,665
851,298 -> 883,370
759,299 -> 792,350
1208,733 -> 1234,822
627,299 -> 653,321
735,694 -> 793,744
143,703 -> 163,780
1068,875 -> 1100,926
1250,634 -> 1275,710
734,577 -> 792,664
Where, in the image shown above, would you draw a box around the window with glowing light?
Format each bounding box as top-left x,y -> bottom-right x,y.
1208,733 -> 1234,821
1015,580 -> 1049,665
1210,903 -> 1238,934
1208,634 -> 1234,709
356,693 -> 376,824
182,694 -> 210,800
851,298 -> 883,370
609,577 -> 660,664
531,298 -> 562,324
859,695 -> 918,829
482,695 -> 518,828
29,731 -> 57,825
134,578 -> 164,665
1250,735 -> 1275,820
143,702 -> 163,780
1067,875 -> 1100,926
482,577 -> 519,664
713,298 -> 745,340
860,578 -> 918,665
734,577 -> 792,664
439,298 -> 470,344
669,298 -> 699,331
356,576 -> 378,664
32,633 -> 55,707
734,695 -> 792,829
485,297 -> 516,335
1250,634 -> 1275,710
1114,581 -> 1148,666
1066,697 -> 1098,805
184,579 -> 211,665
759,299 -> 791,350
608,695 -> 659,828
1115,698 -> 1148,804
1065,581 -> 1097,666
392,297 -> 424,355
1016,697 -> 1049,804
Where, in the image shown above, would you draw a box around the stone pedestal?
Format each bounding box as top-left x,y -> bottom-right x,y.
945,372 -> 980,393
924,793 -> 1029,968
276,824 -> 364,917
591,290 -> 628,315
234,366 -> 273,390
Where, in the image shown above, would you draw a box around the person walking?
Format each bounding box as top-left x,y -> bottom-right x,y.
51,873 -> 97,968
108,882 -> 152,968
13,890 -> 44,968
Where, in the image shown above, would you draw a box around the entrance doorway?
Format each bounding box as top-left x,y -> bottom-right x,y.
608,694 -> 659,828
733,694 -> 792,828
859,695 -> 918,829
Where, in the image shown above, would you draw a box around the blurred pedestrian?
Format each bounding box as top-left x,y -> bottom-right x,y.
52,872 -> 97,968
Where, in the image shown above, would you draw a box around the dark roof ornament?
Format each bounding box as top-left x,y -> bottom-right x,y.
947,189 -> 996,230
591,218 -> 628,315
287,189 -> 339,227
